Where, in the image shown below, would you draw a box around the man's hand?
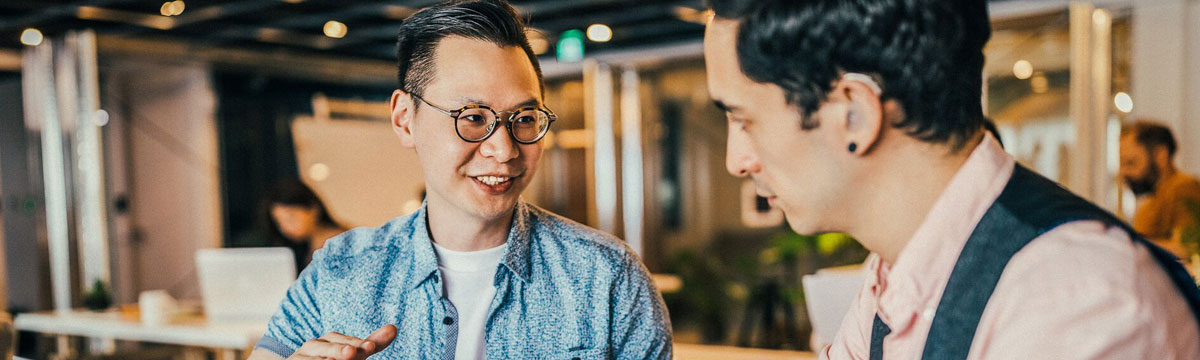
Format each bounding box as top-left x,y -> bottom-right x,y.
287,324 -> 398,360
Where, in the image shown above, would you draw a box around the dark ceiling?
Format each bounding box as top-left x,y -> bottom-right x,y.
0,0 -> 710,61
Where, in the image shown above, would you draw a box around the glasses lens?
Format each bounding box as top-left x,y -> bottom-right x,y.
456,107 -> 495,141
511,109 -> 551,143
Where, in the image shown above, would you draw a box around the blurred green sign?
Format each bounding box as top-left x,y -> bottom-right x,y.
557,29 -> 585,62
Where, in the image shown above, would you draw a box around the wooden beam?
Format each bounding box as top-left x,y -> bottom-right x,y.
94,34 -> 395,87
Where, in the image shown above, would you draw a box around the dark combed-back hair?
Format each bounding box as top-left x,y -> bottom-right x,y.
395,0 -> 544,98
1122,120 -> 1178,157
708,0 -> 992,149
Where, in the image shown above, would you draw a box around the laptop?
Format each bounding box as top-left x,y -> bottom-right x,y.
195,247 -> 296,323
802,265 -> 866,349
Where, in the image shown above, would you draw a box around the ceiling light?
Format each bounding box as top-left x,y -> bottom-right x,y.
309,163 -> 331,182
1013,60 -> 1033,80
20,28 -> 43,46
1114,92 -> 1133,113
1092,9 -> 1110,27
94,109 -> 110,127
161,1 -> 184,16
586,24 -> 612,43
323,20 -> 347,38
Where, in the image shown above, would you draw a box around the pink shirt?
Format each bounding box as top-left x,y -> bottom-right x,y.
822,135 -> 1200,359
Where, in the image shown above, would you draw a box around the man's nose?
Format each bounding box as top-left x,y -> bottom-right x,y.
725,131 -> 761,177
479,123 -> 519,163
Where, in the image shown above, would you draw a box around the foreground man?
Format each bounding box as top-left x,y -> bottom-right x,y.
704,0 -> 1200,358
248,1 -> 670,359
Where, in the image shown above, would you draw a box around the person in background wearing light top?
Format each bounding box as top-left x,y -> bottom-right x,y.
246,1 -> 671,359
703,0 -> 1200,358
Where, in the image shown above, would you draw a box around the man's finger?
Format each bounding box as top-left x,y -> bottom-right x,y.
295,339 -> 356,360
363,324 -> 399,354
319,331 -> 368,349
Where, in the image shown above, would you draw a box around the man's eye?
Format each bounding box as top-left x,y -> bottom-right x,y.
728,117 -> 750,130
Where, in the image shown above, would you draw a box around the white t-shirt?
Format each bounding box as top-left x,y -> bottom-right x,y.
432,242 -> 507,360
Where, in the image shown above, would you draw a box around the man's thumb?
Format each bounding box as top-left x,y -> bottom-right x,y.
364,324 -> 398,353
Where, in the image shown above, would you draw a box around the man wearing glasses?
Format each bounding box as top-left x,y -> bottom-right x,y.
247,1 -> 671,359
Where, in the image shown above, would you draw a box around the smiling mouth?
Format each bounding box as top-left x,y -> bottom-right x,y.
471,174 -> 519,195
474,175 -> 511,186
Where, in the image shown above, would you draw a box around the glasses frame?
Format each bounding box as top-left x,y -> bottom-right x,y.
410,94 -> 557,145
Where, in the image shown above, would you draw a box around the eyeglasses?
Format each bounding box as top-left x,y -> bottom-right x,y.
410,94 -> 557,144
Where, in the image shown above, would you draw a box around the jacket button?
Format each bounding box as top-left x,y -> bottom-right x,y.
443,316 -> 454,325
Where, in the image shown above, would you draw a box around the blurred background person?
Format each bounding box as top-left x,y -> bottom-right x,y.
262,179 -> 348,271
1120,120 -> 1200,258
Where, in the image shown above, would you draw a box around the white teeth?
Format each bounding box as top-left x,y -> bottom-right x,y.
474,176 -> 511,186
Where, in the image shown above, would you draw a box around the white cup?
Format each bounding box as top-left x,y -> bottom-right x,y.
138,290 -> 177,326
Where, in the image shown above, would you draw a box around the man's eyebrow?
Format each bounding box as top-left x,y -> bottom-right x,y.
713,99 -> 737,113
456,97 -> 541,109
512,98 -> 541,109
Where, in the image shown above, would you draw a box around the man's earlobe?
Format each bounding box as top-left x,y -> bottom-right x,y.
841,83 -> 884,156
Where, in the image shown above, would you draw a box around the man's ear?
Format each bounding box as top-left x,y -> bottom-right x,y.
836,80 -> 884,156
1152,145 -> 1172,170
390,89 -> 417,148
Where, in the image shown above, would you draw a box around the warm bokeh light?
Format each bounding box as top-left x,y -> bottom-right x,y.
1013,60 -> 1033,80
323,20 -> 347,39
94,109 -> 110,127
20,28 -> 43,46
527,29 -> 549,55
1030,72 -> 1049,94
161,1 -> 185,16
309,163 -> 331,182
1092,9 -> 1110,27
586,24 -> 612,43
1114,92 -> 1133,113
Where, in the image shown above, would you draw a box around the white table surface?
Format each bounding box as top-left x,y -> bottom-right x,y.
14,309 -> 265,350
16,309 -> 817,359
673,343 -> 816,360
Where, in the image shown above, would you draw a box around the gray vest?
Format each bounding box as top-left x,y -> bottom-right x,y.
869,165 -> 1200,360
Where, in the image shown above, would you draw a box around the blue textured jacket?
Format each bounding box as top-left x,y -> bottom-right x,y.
256,201 -> 672,359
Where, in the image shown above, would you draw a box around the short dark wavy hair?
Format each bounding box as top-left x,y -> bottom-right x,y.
395,0 -> 543,98
1122,120 -> 1178,158
708,0 -> 991,149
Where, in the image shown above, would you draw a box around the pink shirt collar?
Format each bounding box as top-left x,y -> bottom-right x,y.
867,134 -> 1014,334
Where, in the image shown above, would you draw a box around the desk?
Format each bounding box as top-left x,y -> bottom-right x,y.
674,343 -> 817,360
15,309 -> 263,359
17,310 -> 817,360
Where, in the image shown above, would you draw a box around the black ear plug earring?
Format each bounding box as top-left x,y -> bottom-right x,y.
848,142 -> 858,153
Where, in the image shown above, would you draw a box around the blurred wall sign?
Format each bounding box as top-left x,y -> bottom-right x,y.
740,180 -> 784,228
557,29 -> 585,63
